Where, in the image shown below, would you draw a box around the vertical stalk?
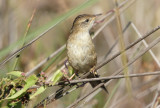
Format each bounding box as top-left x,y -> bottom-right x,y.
12,9 -> 37,70
114,0 -> 132,96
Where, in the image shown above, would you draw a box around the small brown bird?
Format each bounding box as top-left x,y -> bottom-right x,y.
66,14 -> 108,93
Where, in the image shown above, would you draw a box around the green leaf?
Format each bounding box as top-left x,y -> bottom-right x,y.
0,0 -> 98,59
5,75 -> 38,100
51,69 -> 63,85
30,86 -> 46,99
7,71 -> 23,77
68,66 -> 74,77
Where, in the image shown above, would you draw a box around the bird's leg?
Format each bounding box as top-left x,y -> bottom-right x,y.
61,60 -> 70,80
64,59 -> 68,69
75,70 -> 81,78
90,66 -> 99,77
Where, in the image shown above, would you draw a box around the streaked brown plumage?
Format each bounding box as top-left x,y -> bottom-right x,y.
66,14 -> 107,93
67,14 -> 96,74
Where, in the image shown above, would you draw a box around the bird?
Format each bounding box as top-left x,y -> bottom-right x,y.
66,14 -> 108,93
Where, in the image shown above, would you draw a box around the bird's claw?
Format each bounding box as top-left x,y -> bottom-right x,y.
90,66 -> 99,77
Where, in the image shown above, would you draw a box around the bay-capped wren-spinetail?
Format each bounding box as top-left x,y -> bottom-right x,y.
66,14 -> 108,93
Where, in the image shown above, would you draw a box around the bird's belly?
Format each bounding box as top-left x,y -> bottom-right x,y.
67,42 -> 96,72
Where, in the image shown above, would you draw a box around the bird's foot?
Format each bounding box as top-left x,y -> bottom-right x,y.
90,66 -> 99,77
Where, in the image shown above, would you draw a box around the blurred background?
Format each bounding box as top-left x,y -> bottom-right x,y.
0,0 -> 160,108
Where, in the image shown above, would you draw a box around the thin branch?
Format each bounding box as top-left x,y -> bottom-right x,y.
57,71 -> 160,85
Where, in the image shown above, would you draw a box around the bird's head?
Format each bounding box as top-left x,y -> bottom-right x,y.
71,14 -> 101,32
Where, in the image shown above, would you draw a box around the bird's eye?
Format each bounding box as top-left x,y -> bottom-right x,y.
85,19 -> 89,22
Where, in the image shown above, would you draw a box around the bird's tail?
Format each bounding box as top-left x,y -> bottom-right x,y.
87,73 -> 108,93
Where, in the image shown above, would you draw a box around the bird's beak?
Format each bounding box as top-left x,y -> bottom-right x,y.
92,14 -> 102,21
94,13 -> 102,17
93,14 -> 102,24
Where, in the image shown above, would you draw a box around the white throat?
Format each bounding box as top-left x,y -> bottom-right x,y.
75,31 -> 91,41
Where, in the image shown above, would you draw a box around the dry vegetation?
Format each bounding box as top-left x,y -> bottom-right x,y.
0,0 -> 160,108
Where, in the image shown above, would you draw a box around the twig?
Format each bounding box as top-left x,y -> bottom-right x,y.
56,71 -> 160,85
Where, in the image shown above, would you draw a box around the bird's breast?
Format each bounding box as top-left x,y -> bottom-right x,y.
67,32 -> 97,72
